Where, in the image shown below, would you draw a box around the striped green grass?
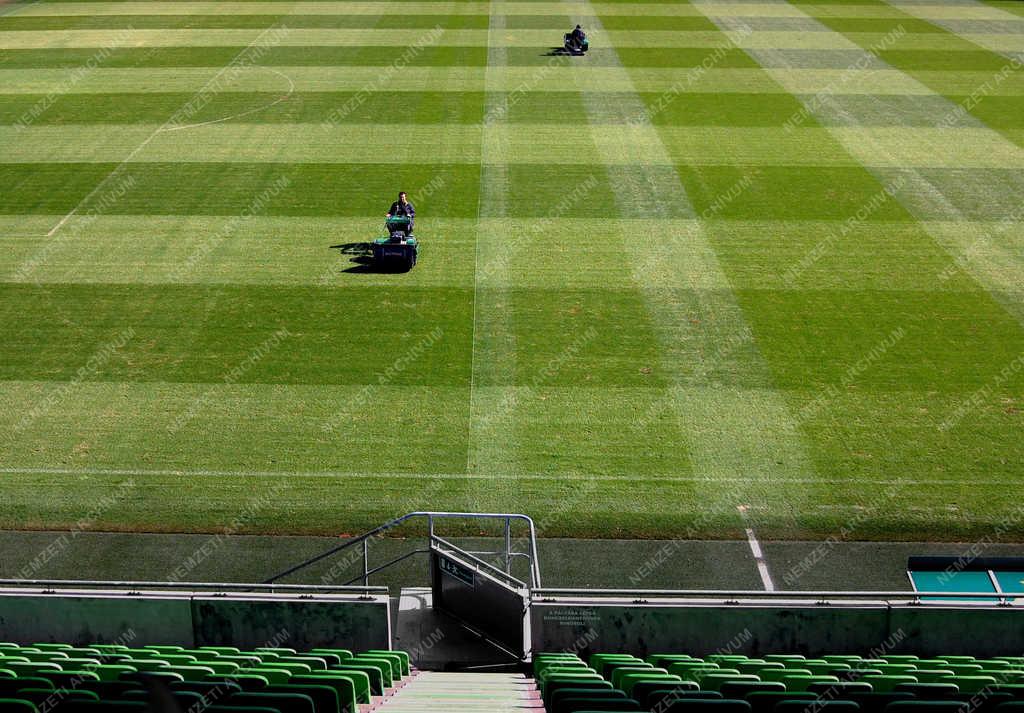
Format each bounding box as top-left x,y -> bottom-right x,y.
0,0 -> 1023,543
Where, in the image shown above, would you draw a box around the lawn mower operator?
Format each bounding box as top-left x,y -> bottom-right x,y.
386,191 -> 415,231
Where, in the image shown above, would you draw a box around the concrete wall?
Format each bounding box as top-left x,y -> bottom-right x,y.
532,601 -> 1024,658
0,589 -> 390,650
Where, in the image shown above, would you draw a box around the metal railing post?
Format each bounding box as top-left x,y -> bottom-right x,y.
504,517 -> 512,576
362,538 -> 369,586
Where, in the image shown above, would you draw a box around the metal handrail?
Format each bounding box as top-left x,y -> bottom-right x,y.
0,579 -> 387,595
263,511 -> 541,587
532,587 -> 1018,603
432,535 -> 528,590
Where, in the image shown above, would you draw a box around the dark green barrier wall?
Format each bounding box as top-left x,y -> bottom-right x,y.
0,591 -> 389,649
532,602 -> 1024,657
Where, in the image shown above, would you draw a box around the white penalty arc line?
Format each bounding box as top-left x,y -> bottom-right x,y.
738,504 -> 775,592
160,68 -> 296,133
45,35 -> 293,239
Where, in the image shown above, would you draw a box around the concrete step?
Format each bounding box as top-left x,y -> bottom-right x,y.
375,671 -> 544,712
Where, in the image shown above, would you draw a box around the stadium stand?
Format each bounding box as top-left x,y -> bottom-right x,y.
0,642 -> 410,712
535,652 -> 1024,713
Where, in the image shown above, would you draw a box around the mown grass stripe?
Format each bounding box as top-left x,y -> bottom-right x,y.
578,4 -> 818,499
0,13 -> 492,29
883,0 -> 1024,60
19,124 -> 1024,168
691,0 -> 1024,334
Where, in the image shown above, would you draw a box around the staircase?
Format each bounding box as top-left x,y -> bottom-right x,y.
374,672 -> 545,712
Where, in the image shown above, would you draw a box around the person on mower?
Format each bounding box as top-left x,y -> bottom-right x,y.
386,191 -> 415,231
569,24 -> 586,50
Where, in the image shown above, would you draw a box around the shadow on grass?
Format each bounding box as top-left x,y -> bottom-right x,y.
329,243 -> 412,274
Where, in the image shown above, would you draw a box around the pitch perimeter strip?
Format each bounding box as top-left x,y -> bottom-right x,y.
0,466 -> 1009,487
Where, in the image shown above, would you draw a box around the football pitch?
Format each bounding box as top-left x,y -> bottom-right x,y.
1,0 -> 1023,543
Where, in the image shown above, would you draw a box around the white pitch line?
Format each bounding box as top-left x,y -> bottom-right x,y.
739,504 -> 775,591
0,466 -> 1018,487
160,67 -> 295,133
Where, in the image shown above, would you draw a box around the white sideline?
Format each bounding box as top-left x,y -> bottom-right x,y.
739,504 -> 775,591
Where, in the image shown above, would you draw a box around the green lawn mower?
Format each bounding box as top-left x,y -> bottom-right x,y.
373,215 -> 418,271
564,30 -> 588,55
332,216 -> 419,273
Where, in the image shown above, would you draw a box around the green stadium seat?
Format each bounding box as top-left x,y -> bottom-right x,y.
884,702 -> 969,713
1,663 -> 61,677
846,692 -> 915,713
780,674 -> 841,692
331,663 -> 384,694
860,676 -> 918,693
647,690 -> 725,710
121,660 -> 169,673
206,675 -> 270,692
956,692 -> 1014,713
241,668 -> 293,684
311,649 -> 354,663
944,665 -> 984,676
12,687 -> 99,706
618,672 -> 680,697
719,681 -> 785,698
289,675 -> 359,711
947,676 -> 998,694
164,664 -> 217,681
683,668 -> 743,686
807,681 -> 874,695
0,679 -> 54,697
737,662 -> 786,676
914,671 -> 957,684
120,671 -> 185,686
544,680 -> 614,709
558,695 -> 642,712
895,682 -> 959,697
760,668 -> 812,683
746,693 -> 818,713
0,700 -> 38,713
611,665 -> 665,690
550,686 -> 627,713
662,697 -> 752,713
632,681 -> 698,705
872,665 -> 918,676
699,674 -> 762,692
229,691 -> 317,713
668,663 -> 721,675
775,702 -> 859,713
806,663 -> 853,677
649,655 -> 701,668
363,651 -> 406,675
764,656 -> 806,664
278,657 -> 328,672
265,684 -> 341,713
59,702 -> 147,713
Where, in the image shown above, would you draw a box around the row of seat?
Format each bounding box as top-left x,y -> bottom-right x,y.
534,651 -> 1024,713
0,641 -> 410,713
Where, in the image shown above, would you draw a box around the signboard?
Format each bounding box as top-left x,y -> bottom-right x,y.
439,555 -> 475,586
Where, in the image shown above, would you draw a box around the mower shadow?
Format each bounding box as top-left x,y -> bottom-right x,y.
330,244 -> 412,274
544,46 -> 572,56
